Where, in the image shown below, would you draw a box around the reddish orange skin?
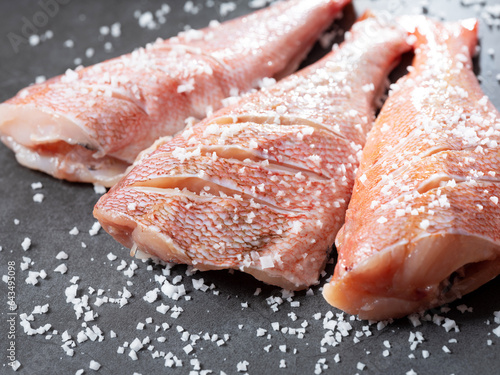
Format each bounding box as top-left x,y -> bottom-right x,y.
325,17 -> 500,320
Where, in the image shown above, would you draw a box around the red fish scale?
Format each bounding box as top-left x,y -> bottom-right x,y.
126,123 -> 358,181
128,156 -> 344,212
95,14 -> 410,289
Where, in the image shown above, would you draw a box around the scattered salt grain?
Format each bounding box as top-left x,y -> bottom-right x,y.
56,251 -> 68,260
54,264 -> 68,274
237,360 -> 249,372
220,2 -> 237,16
31,182 -> 43,190
442,318 -> 458,332
89,360 -> 101,371
256,328 -> 267,337
110,22 -> 121,37
143,289 -> 159,303
22,237 -> 31,251
93,184 -> 106,194
130,338 -> 144,352
408,314 -> 422,327
357,362 -> 366,371
29,34 -> 40,46
492,326 -> 500,337
10,360 -> 21,371
33,193 -> 44,203
89,222 -> 101,236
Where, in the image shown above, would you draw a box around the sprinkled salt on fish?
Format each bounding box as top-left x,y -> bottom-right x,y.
324,16 -> 500,320
94,13 -> 410,290
0,0 -> 348,186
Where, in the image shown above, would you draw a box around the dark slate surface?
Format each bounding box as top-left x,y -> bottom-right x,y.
0,0 -> 499,374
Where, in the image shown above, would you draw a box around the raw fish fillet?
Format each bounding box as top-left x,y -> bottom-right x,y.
94,13 -> 410,290
0,0 -> 349,187
324,17 -> 500,320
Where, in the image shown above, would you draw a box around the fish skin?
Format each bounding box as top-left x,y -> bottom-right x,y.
0,0 -> 349,187
94,13 -> 410,290
324,17 -> 500,320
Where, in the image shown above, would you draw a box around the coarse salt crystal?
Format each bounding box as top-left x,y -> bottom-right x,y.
10,360 -> 21,371
419,220 -> 430,230
33,193 -> 44,203
143,289 -> 158,303
93,184 -> 106,194
56,251 -> 68,260
237,361 -> 249,372
156,304 -> 170,314
89,222 -> 101,236
492,326 -> 500,337
31,182 -> 43,190
85,48 -> 94,58
442,318 -> 458,332
54,264 -> 68,274
89,360 -> 101,371
22,237 -> 31,251
111,23 -> 121,37
29,34 -> 40,46
260,255 -> 274,269
130,338 -> 143,352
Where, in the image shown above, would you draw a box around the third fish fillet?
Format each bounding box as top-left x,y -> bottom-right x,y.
324,17 -> 500,320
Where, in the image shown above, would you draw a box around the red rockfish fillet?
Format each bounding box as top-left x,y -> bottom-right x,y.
0,0 -> 349,187
324,17 -> 500,320
93,13 -> 410,290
